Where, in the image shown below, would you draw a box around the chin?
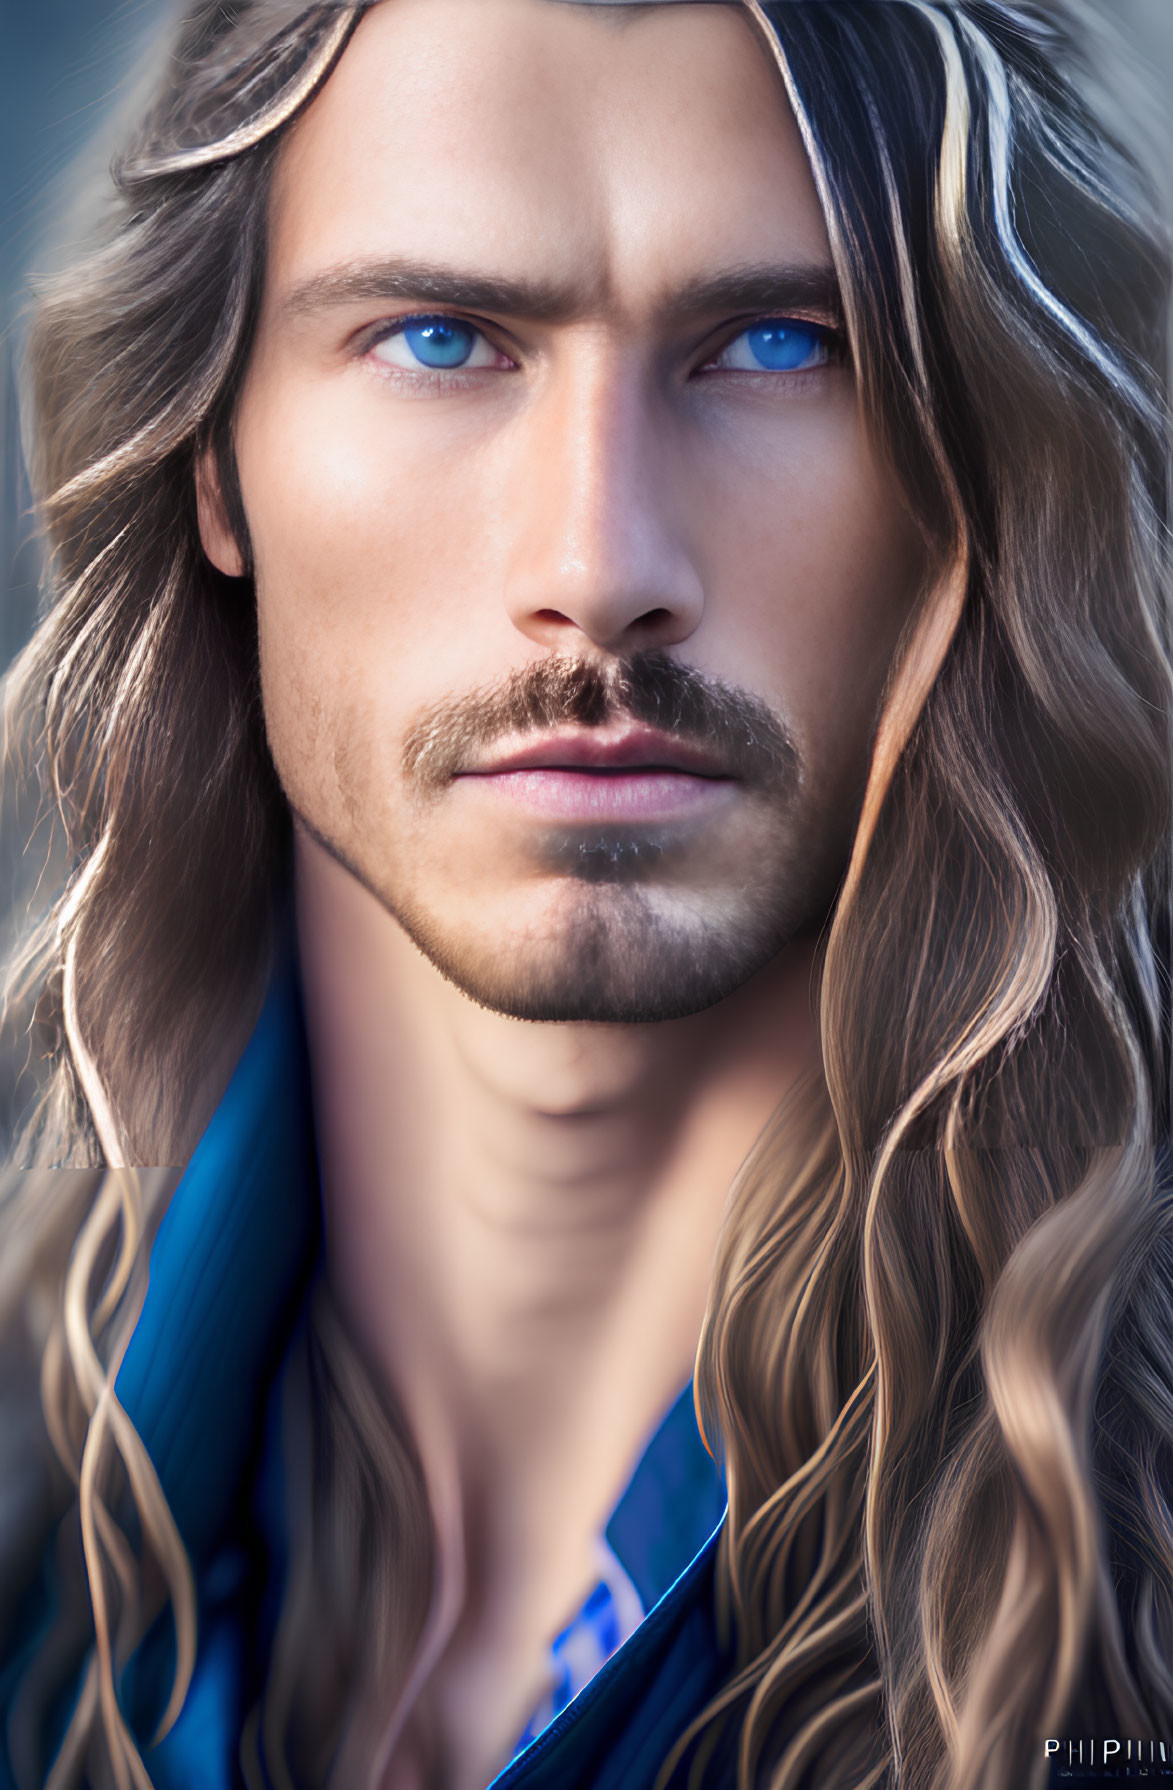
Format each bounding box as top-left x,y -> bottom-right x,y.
390,881 -> 797,1025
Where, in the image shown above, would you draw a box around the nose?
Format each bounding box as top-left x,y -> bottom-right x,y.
502,351 -> 705,655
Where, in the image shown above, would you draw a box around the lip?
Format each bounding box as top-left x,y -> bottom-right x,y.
456,723 -> 732,780
451,725 -> 736,824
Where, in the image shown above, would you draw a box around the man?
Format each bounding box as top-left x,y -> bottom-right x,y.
1,1 -> 1170,1788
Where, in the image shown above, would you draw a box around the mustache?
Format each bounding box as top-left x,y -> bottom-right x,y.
401,651 -> 800,793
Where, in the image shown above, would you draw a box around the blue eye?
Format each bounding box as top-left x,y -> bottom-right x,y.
369,315 -> 500,373
402,318 -> 474,367
712,319 -> 833,373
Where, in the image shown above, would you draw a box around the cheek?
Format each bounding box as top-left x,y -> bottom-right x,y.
254,590 -> 349,823
700,401 -> 925,758
233,359 -> 512,650
235,367 -> 507,824
258,604 -> 417,855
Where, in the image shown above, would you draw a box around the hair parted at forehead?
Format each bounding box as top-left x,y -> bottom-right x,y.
2,2 -> 1171,1788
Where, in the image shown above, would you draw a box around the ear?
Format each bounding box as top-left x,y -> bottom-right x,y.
195,444 -> 247,578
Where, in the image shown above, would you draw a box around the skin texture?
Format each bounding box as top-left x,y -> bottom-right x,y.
200,0 -> 926,1029
196,1 -> 929,1784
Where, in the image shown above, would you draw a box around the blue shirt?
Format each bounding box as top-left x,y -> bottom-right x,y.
3,958 -> 731,1790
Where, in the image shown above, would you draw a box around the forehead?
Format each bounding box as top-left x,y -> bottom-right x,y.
266,0 -> 831,316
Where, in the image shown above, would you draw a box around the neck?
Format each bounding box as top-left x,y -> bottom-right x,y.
293,826 -> 820,1787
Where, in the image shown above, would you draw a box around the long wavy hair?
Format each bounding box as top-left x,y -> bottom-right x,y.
2,2 -> 1171,1787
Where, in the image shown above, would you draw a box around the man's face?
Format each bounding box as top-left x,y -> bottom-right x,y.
204,0 -> 927,1022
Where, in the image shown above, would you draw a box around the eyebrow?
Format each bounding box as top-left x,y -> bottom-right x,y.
279,256 -> 844,329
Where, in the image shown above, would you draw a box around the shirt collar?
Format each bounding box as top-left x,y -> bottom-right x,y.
113,953 -> 320,1564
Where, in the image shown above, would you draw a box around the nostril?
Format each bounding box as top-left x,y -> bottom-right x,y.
534,608 -> 575,626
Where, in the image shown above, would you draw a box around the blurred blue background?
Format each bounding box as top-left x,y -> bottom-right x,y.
2,1 -> 182,667
2,0 -> 1172,672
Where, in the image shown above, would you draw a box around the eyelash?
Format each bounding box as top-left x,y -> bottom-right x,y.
360,312 -> 847,381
